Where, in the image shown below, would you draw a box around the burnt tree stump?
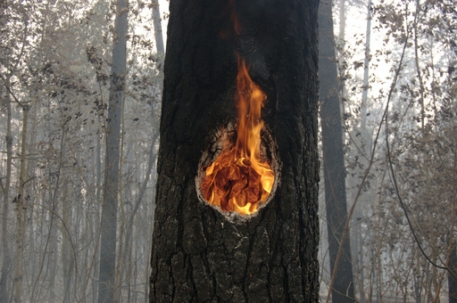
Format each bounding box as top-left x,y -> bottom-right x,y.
149,0 -> 320,302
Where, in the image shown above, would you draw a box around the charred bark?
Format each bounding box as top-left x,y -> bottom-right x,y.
149,0 -> 320,302
318,0 -> 355,302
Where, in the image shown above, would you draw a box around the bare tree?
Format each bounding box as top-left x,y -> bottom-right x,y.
318,0 -> 355,301
98,0 -> 128,302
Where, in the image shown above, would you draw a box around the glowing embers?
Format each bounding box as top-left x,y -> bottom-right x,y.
198,59 -> 277,216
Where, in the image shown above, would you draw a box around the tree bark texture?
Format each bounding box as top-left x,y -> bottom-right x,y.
98,0 -> 128,302
149,0 -> 319,302
318,0 -> 355,302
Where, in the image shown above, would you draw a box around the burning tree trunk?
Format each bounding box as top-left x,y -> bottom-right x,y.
150,0 -> 319,301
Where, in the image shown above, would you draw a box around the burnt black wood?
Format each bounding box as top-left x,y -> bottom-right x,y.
149,0 -> 320,302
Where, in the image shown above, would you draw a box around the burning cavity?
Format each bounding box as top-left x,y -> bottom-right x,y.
199,58 -> 276,216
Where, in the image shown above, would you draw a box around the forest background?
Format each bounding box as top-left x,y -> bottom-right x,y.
0,0 -> 456,302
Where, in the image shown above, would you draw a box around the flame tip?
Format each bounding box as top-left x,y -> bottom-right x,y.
201,59 -> 275,216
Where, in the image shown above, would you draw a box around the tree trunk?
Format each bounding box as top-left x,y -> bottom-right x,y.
151,0 -> 164,55
318,0 -> 355,302
123,130 -> 159,298
149,0 -> 320,302
352,1 -> 373,302
13,104 -> 30,303
361,0 -> 372,130
0,79 -> 13,303
449,240 -> 457,303
0,0 -> 8,300
63,180 -> 74,303
98,0 -> 128,302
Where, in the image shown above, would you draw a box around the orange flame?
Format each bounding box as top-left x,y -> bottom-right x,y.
201,58 -> 275,215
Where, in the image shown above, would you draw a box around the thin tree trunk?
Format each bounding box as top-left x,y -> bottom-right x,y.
122,132 -> 158,301
45,168 -> 59,303
63,180 -> 74,303
361,0 -> 372,129
355,2 -> 373,301
151,0 -> 164,55
26,98 -> 38,299
93,118 -> 102,303
449,240 -> 457,303
448,153 -> 457,303
145,205 -> 154,303
150,0 -> 320,301
98,0 -> 128,301
126,131 -> 159,240
338,0 -> 347,124
115,109 -> 126,303
30,124 -> 66,303
13,104 -> 30,303
0,16 -> 9,269
97,128 -> 102,201
46,199 -> 58,302
318,0 -> 355,302
0,80 -> 13,303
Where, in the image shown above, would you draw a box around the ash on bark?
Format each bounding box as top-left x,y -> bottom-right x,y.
149,0 -> 320,302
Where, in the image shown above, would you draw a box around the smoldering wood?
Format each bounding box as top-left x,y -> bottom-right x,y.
195,125 -> 280,218
150,0 -> 320,301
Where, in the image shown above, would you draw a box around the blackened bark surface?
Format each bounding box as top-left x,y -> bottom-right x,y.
149,0 -> 320,302
318,0 -> 355,302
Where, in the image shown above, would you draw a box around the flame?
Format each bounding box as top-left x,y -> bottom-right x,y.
201,58 -> 275,215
